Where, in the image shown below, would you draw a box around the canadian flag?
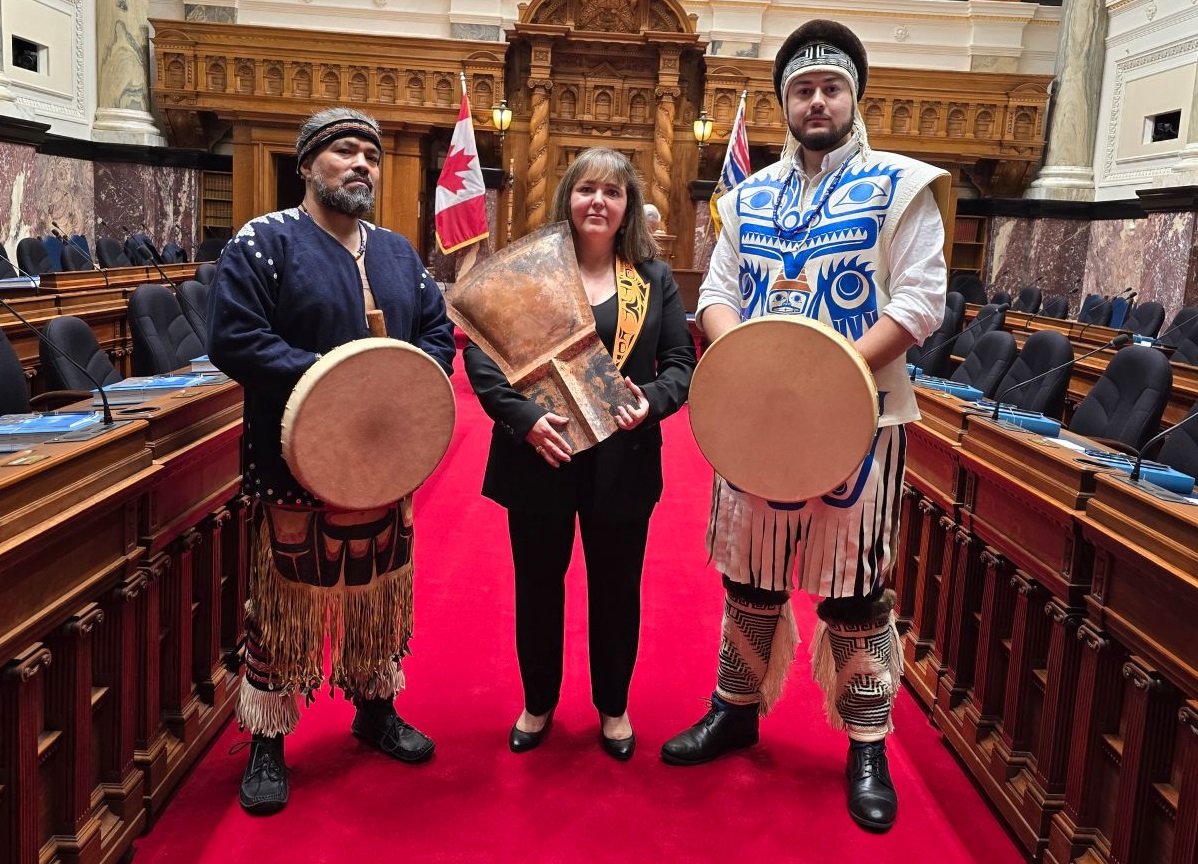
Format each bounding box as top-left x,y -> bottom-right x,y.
435,93 -> 490,254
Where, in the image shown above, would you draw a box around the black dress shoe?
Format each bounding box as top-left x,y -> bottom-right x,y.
239,733 -> 287,815
600,731 -> 635,761
351,697 -> 435,763
660,695 -> 759,766
846,742 -> 898,832
509,710 -> 554,753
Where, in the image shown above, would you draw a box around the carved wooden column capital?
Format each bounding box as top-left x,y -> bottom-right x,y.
4,644 -> 52,682
1077,622 -> 1108,652
66,604 -> 105,637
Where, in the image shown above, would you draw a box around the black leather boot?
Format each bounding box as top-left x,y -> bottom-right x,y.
846,741 -> 897,831
660,694 -> 759,766
239,733 -> 287,815
352,697 -> 435,763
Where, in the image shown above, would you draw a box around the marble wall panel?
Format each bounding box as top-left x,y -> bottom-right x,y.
987,212 -> 1197,324
1138,211 -> 1194,322
692,200 -> 715,273
0,144 -> 94,266
988,216 -> 1089,315
94,162 -> 200,261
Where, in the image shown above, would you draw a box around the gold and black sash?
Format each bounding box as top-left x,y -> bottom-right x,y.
611,258 -> 650,371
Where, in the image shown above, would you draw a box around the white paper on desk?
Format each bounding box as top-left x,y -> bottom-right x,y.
1051,438 -> 1087,453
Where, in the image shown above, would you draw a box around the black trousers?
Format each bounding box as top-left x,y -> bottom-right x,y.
508,509 -> 650,717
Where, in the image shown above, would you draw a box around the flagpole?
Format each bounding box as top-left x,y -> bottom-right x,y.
455,69 -> 481,279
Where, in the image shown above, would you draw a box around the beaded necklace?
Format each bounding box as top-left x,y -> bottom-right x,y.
299,203 -> 367,260
771,153 -> 855,240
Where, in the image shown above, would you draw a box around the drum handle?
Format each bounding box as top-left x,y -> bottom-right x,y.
367,309 -> 388,338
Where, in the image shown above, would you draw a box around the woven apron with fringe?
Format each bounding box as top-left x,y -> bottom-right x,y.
233,500 -> 414,736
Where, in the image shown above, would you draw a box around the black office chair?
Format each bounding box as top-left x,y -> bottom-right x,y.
0,242 -> 17,279
1012,286 -> 1042,315
195,238 -> 227,262
950,273 -> 987,306
950,330 -> 1016,398
160,241 -> 187,264
127,283 -> 206,375
1173,328 -> 1198,366
1040,295 -> 1070,319
60,242 -> 92,272
0,328 -> 30,414
989,290 -> 1011,306
954,302 -> 1006,362
194,262 -> 218,285
909,292 -> 965,378
16,237 -> 55,276
1068,345 -> 1172,451
1122,301 -> 1165,338
96,237 -> 133,268
176,280 -> 210,348
1076,295 -> 1112,327
1162,307 -> 1198,344
39,316 -> 122,392
125,236 -> 158,265
992,330 -> 1074,419
1156,402 -> 1198,481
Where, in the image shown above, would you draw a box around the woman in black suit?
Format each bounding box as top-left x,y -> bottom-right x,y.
464,148 -> 695,760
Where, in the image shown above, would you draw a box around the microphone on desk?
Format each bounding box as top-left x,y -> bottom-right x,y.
1129,410 -> 1198,484
0,251 -> 117,425
144,254 -> 208,332
911,303 -> 1010,381
96,216 -> 116,238
1023,285 -> 1079,332
1141,313 -> 1195,351
50,221 -> 109,288
988,333 -> 1132,422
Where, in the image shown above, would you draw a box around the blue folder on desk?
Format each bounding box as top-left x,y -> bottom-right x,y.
0,412 -> 103,441
974,401 -> 1062,437
1078,450 -> 1195,494
913,375 -> 983,402
92,373 -> 227,405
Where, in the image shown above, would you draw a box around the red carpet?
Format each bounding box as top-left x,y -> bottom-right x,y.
133,354 -> 1023,863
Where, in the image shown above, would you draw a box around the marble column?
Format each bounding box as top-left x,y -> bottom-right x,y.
1156,73 -> 1198,188
92,0 -> 166,146
1025,0 -> 1107,202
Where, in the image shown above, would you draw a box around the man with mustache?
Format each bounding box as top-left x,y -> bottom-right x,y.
661,21 -> 947,833
207,107 -> 455,815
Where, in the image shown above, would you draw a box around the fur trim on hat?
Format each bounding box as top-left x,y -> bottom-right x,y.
774,20 -> 869,103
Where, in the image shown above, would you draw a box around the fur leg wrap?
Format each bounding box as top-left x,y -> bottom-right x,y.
810,589 -> 901,742
715,593 -> 797,716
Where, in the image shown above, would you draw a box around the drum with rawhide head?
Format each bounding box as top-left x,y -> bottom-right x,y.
281,337 -> 455,510
689,315 -> 878,503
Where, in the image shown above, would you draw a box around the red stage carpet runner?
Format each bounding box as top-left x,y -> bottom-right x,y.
134,355 -> 1022,863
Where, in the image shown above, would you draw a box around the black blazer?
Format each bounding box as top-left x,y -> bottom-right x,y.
464,257 -> 696,519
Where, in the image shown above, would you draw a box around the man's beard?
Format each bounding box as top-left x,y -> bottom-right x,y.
792,111 -> 855,153
313,171 -> 374,217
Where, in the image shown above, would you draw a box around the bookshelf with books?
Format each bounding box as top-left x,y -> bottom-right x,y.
949,214 -> 988,278
201,171 -> 234,240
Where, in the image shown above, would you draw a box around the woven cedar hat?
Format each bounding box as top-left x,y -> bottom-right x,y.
773,20 -> 869,103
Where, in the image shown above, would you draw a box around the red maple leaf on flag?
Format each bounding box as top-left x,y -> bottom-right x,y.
440,146 -> 475,195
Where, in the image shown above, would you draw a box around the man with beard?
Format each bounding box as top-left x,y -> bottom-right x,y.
208,107 -> 455,815
660,21 -> 946,833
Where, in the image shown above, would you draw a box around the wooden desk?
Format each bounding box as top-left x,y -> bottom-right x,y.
0,263 -> 198,386
0,379 -> 247,864
896,391 -> 1198,864
897,385 -> 972,707
1047,477 -> 1198,864
965,303 -> 1198,425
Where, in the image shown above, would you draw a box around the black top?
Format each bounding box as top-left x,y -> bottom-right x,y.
464,257 -> 695,519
